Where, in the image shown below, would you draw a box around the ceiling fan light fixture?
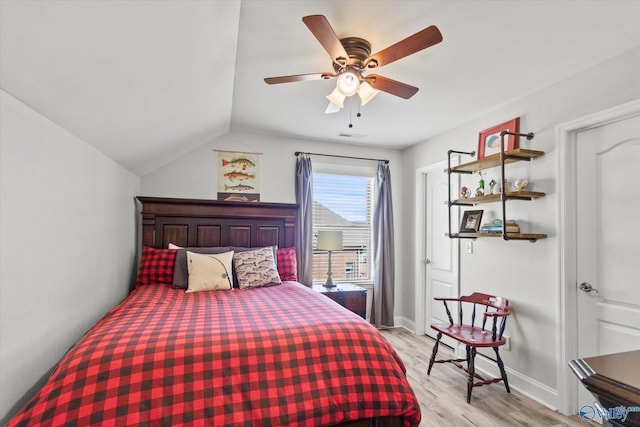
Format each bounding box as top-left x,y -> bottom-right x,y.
326,87 -> 345,108
336,69 -> 360,96
358,80 -> 379,105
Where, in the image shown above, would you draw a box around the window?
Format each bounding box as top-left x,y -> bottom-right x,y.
345,262 -> 354,279
312,172 -> 374,284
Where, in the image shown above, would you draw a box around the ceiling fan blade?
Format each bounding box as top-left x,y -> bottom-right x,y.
264,72 -> 335,84
365,74 -> 419,99
365,25 -> 442,69
302,15 -> 349,66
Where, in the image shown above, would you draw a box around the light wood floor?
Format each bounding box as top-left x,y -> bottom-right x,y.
380,328 -> 589,427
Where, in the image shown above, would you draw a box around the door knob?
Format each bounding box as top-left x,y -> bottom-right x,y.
579,282 -> 598,294
425,259 -> 432,264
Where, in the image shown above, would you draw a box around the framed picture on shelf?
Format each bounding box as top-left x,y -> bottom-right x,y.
459,210 -> 483,233
477,117 -> 520,159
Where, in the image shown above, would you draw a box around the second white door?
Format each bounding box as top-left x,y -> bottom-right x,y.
575,113 -> 640,410
424,166 -> 459,346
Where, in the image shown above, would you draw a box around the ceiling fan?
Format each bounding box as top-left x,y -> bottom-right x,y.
264,15 -> 443,113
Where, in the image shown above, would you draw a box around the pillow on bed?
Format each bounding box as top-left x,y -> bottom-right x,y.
229,246 -> 277,287
185,251 -> 234,292
276,247 -> 297,281
229,246 -> 277,264
136,246 -> 177,287
170,245 -> 232,289
233,247 -> 282,289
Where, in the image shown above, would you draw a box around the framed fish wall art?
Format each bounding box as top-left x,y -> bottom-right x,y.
215,150 -> 261,202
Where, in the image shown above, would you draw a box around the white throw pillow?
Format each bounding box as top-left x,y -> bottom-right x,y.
186,251 -> 234,292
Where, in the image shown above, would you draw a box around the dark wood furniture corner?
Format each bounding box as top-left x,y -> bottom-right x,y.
569,350 -> 640,426
312,283 -> 367,319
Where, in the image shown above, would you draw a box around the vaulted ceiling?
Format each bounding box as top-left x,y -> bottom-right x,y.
2,0 -> 640,176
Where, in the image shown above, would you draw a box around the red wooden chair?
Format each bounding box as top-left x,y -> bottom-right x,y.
427,292 -> 511,403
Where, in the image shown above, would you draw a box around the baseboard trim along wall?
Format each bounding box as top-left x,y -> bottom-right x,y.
394,321 -> 560,412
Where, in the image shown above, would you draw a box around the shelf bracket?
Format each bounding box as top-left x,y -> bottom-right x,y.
447,150 -> 476,239
500,131 -> 535,242
501,235 -> 538,243
500,131 -> 534,140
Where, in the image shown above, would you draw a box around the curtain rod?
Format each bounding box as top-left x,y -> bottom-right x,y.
295,151 -> 389,164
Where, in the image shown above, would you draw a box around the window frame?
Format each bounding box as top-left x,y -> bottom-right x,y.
311,161 -> 376,285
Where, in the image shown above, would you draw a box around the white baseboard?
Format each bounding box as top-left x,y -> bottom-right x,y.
389,321 -> 561,411
469,351 -> 559,411
395,316 -> 415,332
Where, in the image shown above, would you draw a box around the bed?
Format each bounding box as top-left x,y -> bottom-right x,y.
8,197 -> 421,427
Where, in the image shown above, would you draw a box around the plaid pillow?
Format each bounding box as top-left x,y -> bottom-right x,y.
276,247 -> 297,281
136,246 -> 177,287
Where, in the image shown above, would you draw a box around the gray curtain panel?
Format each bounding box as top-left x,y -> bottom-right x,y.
295,154 -> 313,286
371,160 -> 395,328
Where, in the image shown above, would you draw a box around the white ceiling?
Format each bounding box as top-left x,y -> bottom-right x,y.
2,0 -> 640,176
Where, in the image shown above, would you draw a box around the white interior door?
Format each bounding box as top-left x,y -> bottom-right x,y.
576,114 -> 640,410
424,167 -> 459,346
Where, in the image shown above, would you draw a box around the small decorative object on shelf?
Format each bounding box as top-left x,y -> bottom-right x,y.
488,179 -> 497,195
475,171 -> 486,196
480,219 -> 520,234
514,178 -> 528,192
460,210 -> 483,233
477,117 -> 520,159
460,186 -> 470,198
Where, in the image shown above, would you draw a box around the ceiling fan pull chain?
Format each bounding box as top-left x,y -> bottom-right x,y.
348,100 -> 353,128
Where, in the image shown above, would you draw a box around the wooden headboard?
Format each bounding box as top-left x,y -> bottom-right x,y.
137,197 -> 297,249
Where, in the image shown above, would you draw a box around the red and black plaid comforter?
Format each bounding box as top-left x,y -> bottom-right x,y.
9,282 -> 420,426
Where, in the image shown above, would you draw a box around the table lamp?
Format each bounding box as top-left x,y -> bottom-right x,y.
316,230 -> 343,287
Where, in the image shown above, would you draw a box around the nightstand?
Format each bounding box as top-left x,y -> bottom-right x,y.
312,283 -> 367,319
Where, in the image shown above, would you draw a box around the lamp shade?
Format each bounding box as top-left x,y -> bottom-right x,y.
316,230 -> 343,251
324,100 -> 341,114
336,69 -> 360,96
358,80 -> 379,105
326,87 -> 345,109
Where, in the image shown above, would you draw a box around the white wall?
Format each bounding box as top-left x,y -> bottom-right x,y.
141,130 -> 404,204
401,46 -> 640,408
0,90 -> 140,423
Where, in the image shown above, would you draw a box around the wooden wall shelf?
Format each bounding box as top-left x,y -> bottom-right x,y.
445,148 -> 545,174
446,132 -> 547,242
449,232 -> 548,241
451,191 -> 546,206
